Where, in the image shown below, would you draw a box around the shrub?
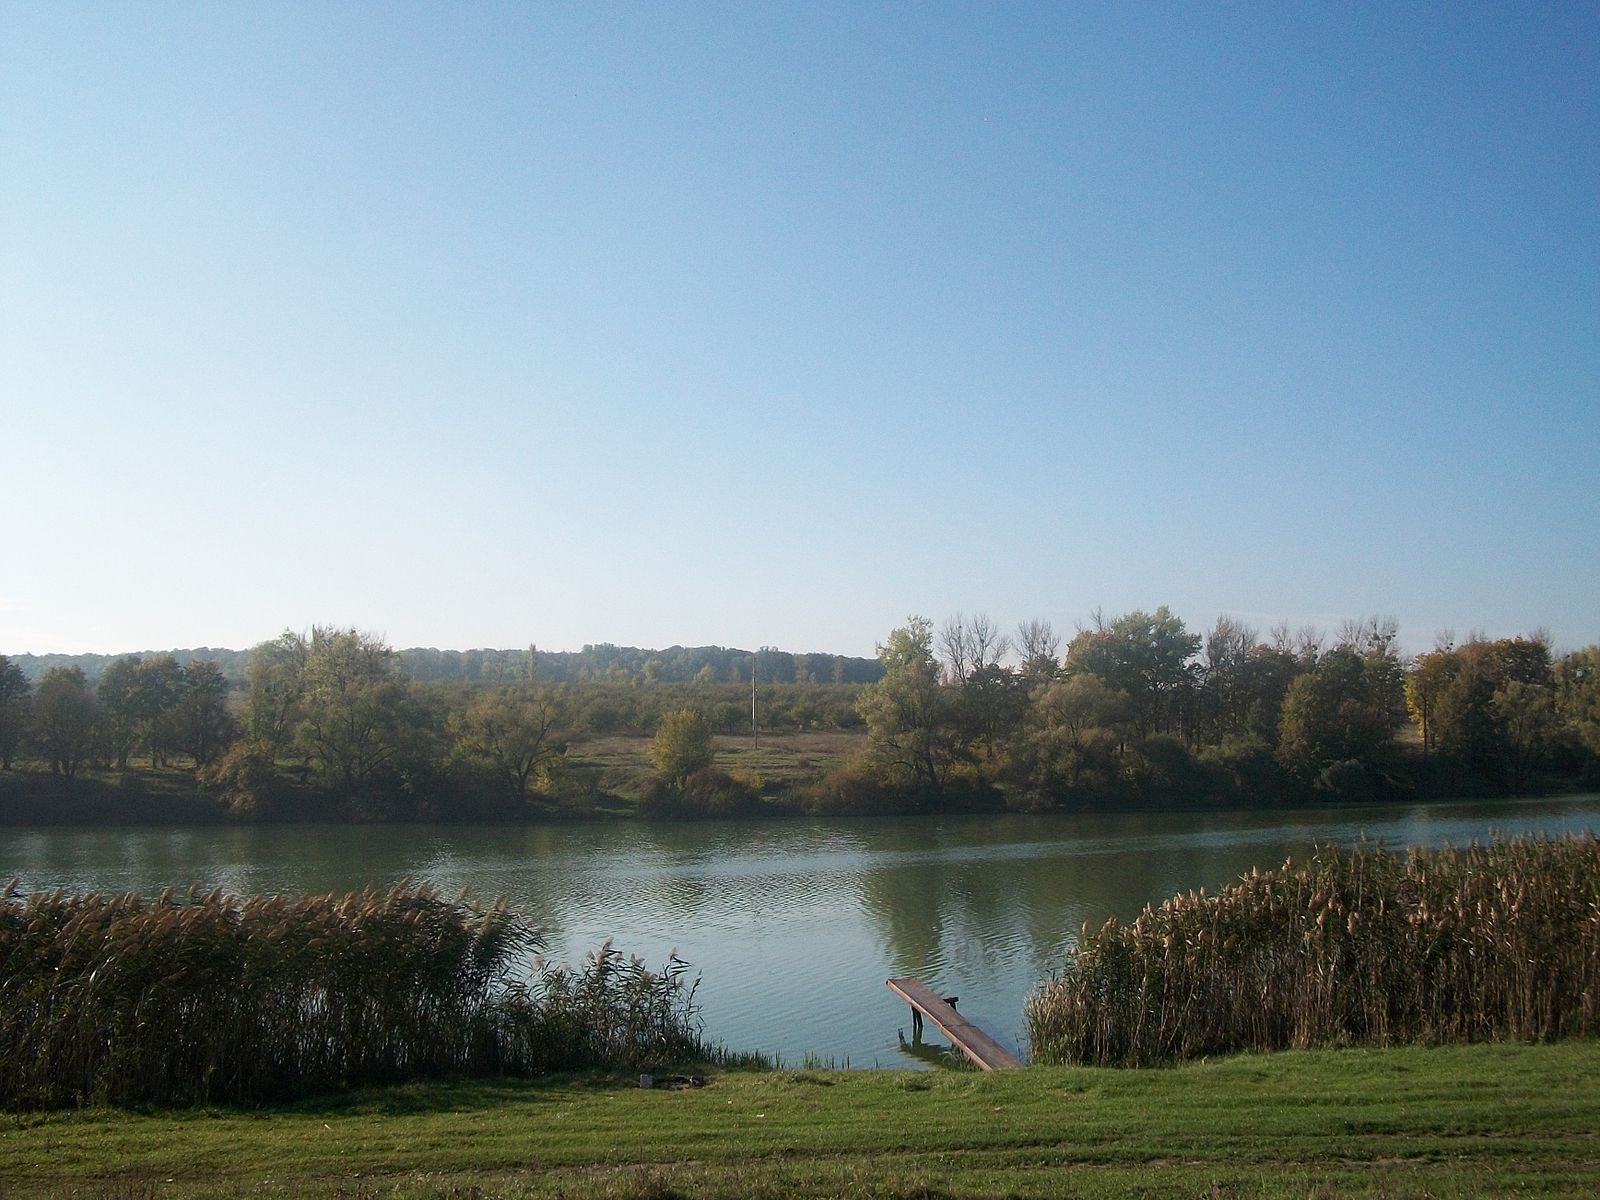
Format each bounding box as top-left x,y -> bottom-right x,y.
639,768 -> 764,819
649,709 -> 714,785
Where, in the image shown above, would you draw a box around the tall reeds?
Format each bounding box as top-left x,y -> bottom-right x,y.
1026,834 -> 1600,1066
0,882 -> 708,1108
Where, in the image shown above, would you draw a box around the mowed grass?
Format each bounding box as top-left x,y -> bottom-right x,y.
6,1042 -> 1600,1199
576,731 -> 863,800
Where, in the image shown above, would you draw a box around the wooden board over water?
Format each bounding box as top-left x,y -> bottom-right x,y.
886,976 -> 1025,1070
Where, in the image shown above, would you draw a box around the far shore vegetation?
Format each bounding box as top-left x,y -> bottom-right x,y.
2,608 -> 1597,824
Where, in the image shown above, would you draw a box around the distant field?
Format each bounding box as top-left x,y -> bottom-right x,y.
5,1042 -> 1599,1198
575,730 -> 865,799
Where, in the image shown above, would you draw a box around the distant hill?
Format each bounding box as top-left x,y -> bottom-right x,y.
5,643 -> 883,688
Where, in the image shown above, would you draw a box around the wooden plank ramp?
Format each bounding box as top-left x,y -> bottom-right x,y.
886,977 -> 1025,1070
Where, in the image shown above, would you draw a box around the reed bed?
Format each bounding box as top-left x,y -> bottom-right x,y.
1027,834 -> 1600,1066
0,882 -> 708,1108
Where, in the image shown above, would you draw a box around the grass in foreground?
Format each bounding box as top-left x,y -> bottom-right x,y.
5,1041 -> 1599,1199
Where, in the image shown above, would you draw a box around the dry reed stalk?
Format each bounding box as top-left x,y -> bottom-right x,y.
0,881 -> 709,1109
1026,834 -> 1600,1066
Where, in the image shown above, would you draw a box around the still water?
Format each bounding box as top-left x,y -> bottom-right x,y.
4,794 -> 1598,1067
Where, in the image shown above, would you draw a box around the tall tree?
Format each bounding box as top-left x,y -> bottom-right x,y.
1015,618 -> 1062,687
29,666 -> 99,780
1426,635 -> 1554,786
1554,647 -> 1600,761
243,631 -> 309,758
1016,673 -> 1130,797
1201,616 -> 1260,742
0,656 -> 31,770
1492,680 -> 1556,794
452,685 -> 569,798
1405,645 -> 1455,759
296,627 -> 410,796
170,659 -> 235,767
96,655 -> 146,770
938,612 -> 1009,686
858,616 -> 965,794
1276,644 -> 1403,778
97,654 -> 187,769
1063,607 -> 1200,740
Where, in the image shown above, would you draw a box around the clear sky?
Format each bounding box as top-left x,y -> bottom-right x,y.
4,2 -> 1596,659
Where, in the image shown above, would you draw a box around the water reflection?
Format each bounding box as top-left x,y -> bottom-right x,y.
3,794 -> 1597,1067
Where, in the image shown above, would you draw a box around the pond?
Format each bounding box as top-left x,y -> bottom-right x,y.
4,793 -> 1597,1067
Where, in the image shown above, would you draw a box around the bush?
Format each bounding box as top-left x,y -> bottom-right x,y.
649,709 -> 714,785
639,768 -> 767,819
200,742 -> 287,817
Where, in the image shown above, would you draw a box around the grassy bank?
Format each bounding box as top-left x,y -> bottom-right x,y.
4,1042 -> 1599,1198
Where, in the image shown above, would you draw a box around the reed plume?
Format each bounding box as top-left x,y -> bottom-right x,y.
0,881 -> 706,1108
1026,834 -> 1600,1066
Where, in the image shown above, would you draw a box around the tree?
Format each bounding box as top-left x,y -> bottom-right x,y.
1015,673 -> 1130,798
649,708 -> 714,786
0,655 -> 30,770
243,631 -> 309,758
1203,620 -> 1260,742
1236,643 -> 1304,749
956,662 -> 1026,759
1276,645 -> 1401,778
1015,619 -> 1062,687
295,627 -> 412,796
1554,647 -> 1600,760
1406,646 -> 1454,760
857,616 -> 965,794
170,659 -> 235,767
1492,680 -> 1556,794
938,612 -> 1009,686
95,654 -> 186,769
96,656 -> 146,770
29,666 -> 99,780
1425,634 -> 1554,787
453,685 -> 569,798
1063,607 -> 1200,740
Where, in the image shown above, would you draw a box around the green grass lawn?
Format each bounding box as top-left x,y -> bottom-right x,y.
6,1042 -> 1599,1199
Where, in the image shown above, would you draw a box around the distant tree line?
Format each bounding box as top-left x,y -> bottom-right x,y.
2,609 -> 1595,821
5,643 -> 883,690
0,631 -> 870,820
830,609 -> 1599,815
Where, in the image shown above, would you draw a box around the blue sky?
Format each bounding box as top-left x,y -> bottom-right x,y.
3,2 -> 1596,658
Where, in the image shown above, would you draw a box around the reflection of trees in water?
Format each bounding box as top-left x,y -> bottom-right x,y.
849,811 -> 1343,990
